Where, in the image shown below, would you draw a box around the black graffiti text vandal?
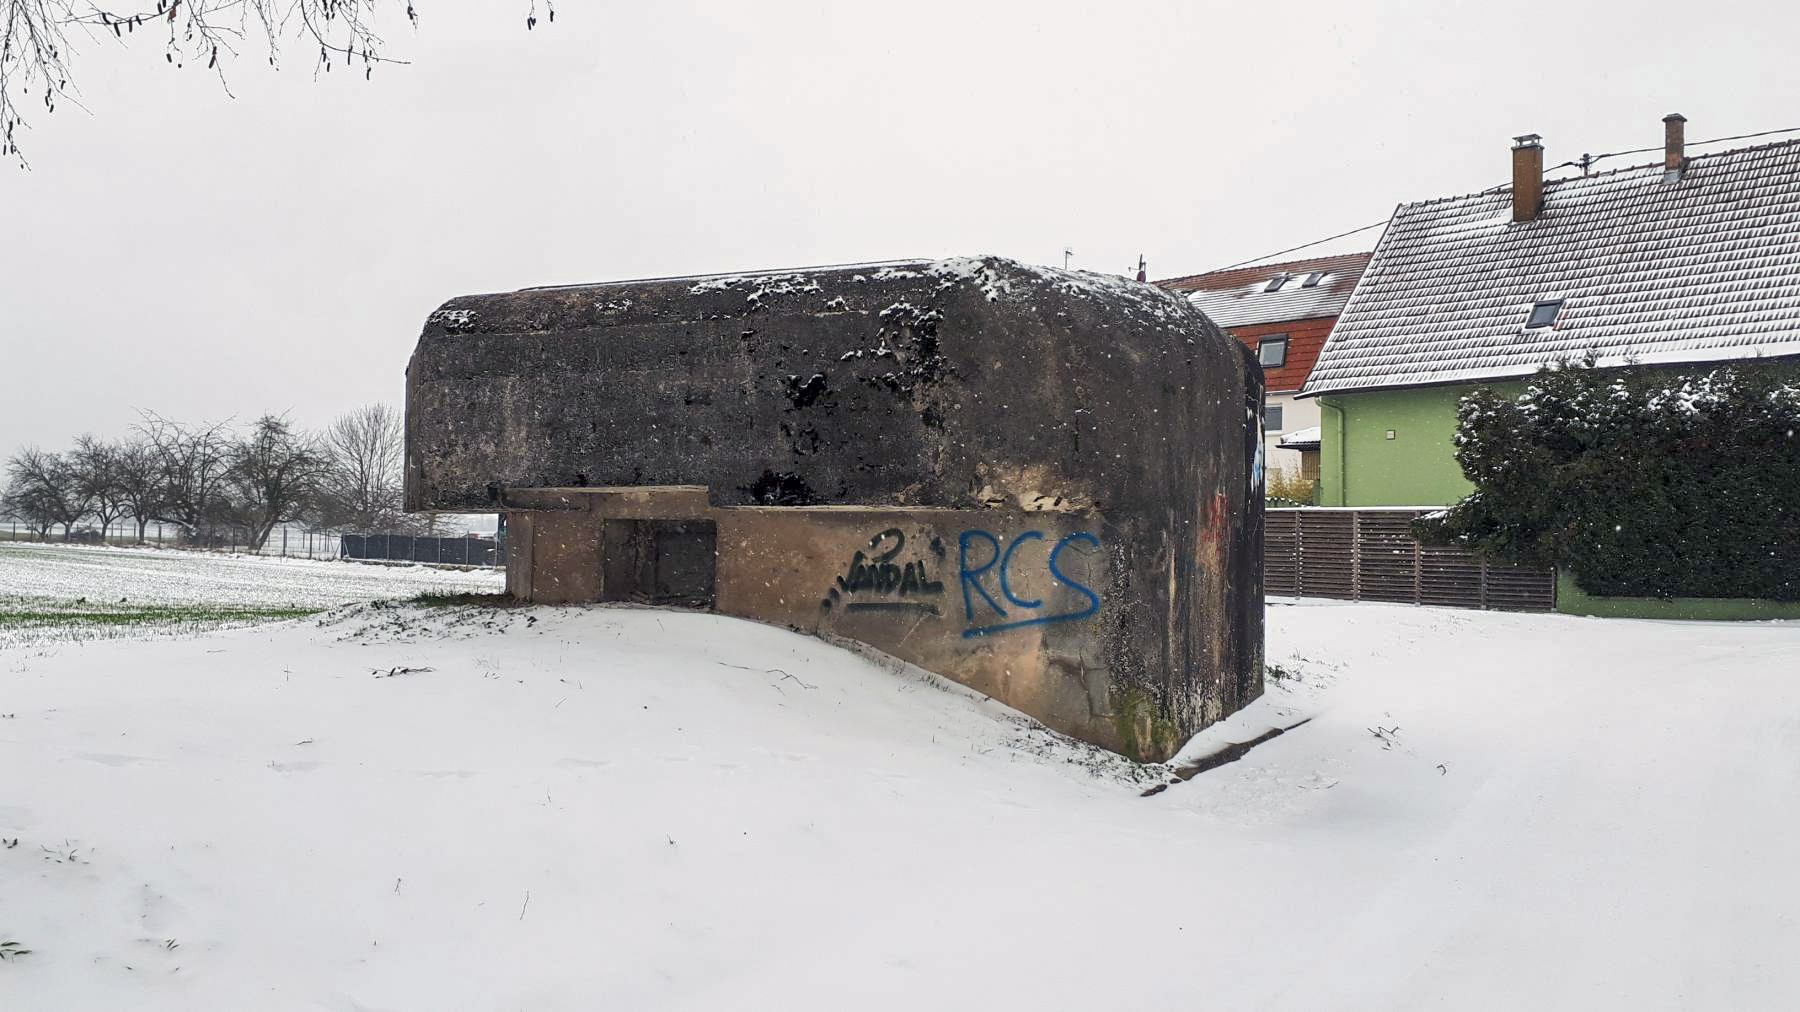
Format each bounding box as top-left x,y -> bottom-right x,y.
820,528 -> 946,615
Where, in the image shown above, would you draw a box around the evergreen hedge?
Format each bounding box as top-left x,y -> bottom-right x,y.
1415,360 -> 1800,601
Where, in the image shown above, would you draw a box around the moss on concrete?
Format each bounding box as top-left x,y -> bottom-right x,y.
1110,687 -> 1184,763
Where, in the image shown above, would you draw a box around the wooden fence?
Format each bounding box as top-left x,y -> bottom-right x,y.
1265,508 -> 1556,611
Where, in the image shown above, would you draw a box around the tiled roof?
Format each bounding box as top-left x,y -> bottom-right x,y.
1234,317 -> 1335,394
1156,252 -> 1373,329
1304,139 -> 1800,396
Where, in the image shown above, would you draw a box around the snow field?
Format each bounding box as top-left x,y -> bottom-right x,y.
1,597 -> 1797,1010
0,542 -> 503,648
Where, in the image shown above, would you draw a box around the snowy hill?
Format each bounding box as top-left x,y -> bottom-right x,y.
3,599 -> 1799,1010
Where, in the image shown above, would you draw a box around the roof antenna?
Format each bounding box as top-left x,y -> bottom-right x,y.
1063,247 -> 1074,269
1135,254 -> 1147,283
1577,152 -> 1594,176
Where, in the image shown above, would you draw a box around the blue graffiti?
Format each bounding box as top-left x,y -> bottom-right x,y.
959,530 -> 1103,638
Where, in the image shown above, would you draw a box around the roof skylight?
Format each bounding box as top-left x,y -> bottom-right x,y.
1525,300 -> 1564,329
1301,272 -> 1326,288
1263,275 -> 1289,293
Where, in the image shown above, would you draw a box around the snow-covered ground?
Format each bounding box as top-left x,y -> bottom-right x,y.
0,542 -> 503,648
3,596 -> 1797,1010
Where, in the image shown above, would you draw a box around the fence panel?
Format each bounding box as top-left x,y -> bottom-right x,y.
1418,545 -> 1486,609
1354,511 -> 1420,603
337,532 -> 505,568
1297,511 -> 1356,599
1269,508 -> 1555,612
1264,510 -> 1300,597
1482,562 -> 1559,611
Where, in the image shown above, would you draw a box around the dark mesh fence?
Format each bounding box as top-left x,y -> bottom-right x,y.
1,520 -> 504,567
341,534 -> 505,567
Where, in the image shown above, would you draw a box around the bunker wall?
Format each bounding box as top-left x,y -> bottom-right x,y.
409,257 -> 1264,761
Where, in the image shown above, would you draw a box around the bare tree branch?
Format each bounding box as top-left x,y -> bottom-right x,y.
134,410 -> 234,537
1,1 -> 550,167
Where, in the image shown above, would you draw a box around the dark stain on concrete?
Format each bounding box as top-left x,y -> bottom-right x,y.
743,470 -> 819,506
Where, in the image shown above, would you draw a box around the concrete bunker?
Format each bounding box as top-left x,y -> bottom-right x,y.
405,256 -> 1264,761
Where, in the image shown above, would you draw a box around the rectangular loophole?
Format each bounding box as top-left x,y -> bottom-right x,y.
601,519 -> 717,609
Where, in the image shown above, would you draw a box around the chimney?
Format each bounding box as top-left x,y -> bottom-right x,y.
1512,133 -> 1544,223
1664,113 -> 1687,181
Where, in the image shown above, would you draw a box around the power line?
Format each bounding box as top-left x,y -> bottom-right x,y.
1552,125 -> 1800,176
1206,219 -> 1391,273
1676,125 -> 1800,150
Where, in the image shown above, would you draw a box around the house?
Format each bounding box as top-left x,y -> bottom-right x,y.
404,256 -> 1265,761
1304,115 -> 1800,511
1158,252 -> 1373,483
1276,426 -> 1321,481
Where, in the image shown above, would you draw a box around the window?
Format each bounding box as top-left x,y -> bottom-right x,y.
1526,299 -> 1564,328
1301,271 -> 1326,288
1264,404 -> 1284,431
1258,335 -> 1289,368
1263,275 -> 1290,293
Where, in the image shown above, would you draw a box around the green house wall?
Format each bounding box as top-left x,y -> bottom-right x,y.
1315,384 -> 1513,507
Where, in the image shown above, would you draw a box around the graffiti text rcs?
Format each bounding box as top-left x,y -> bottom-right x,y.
958,530 -> 1102,638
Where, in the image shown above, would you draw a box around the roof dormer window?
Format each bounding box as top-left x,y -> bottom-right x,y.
1525,300 -> 1564,329
1263,275 -> 1290,293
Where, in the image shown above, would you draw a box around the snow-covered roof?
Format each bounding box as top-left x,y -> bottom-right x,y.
1156,252 -> 1373,329
1303,138 -> 1800,397
1278,426 -> 1321,449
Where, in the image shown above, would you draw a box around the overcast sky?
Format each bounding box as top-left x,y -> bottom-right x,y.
3,0 -> 1796,460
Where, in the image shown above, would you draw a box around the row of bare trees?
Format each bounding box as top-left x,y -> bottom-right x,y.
1,404 -> 424,551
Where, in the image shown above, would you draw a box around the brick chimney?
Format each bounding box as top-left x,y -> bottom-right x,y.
1512,134 -> 1544,222
1664,113 -> 1687,181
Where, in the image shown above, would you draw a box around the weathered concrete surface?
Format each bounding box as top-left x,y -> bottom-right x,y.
407,256 -> 1264,760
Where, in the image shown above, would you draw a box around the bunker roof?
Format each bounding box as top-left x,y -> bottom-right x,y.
405,255 -> 1260,514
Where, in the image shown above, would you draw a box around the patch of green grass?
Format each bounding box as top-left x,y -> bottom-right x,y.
0,593 -> 318,642
0,604 -> 318,629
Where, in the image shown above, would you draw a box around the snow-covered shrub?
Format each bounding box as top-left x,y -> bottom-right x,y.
1415,360 -> 1800,600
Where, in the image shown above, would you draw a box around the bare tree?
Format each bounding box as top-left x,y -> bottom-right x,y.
110,435 -> 168,541
136,412 -> 233,539
220,414 -> 326,551
70,434 -> 131,539
1,1 -> 553,166
2,446 -> 92,537
316,402 -> 409,531
0,469 -> 58,538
